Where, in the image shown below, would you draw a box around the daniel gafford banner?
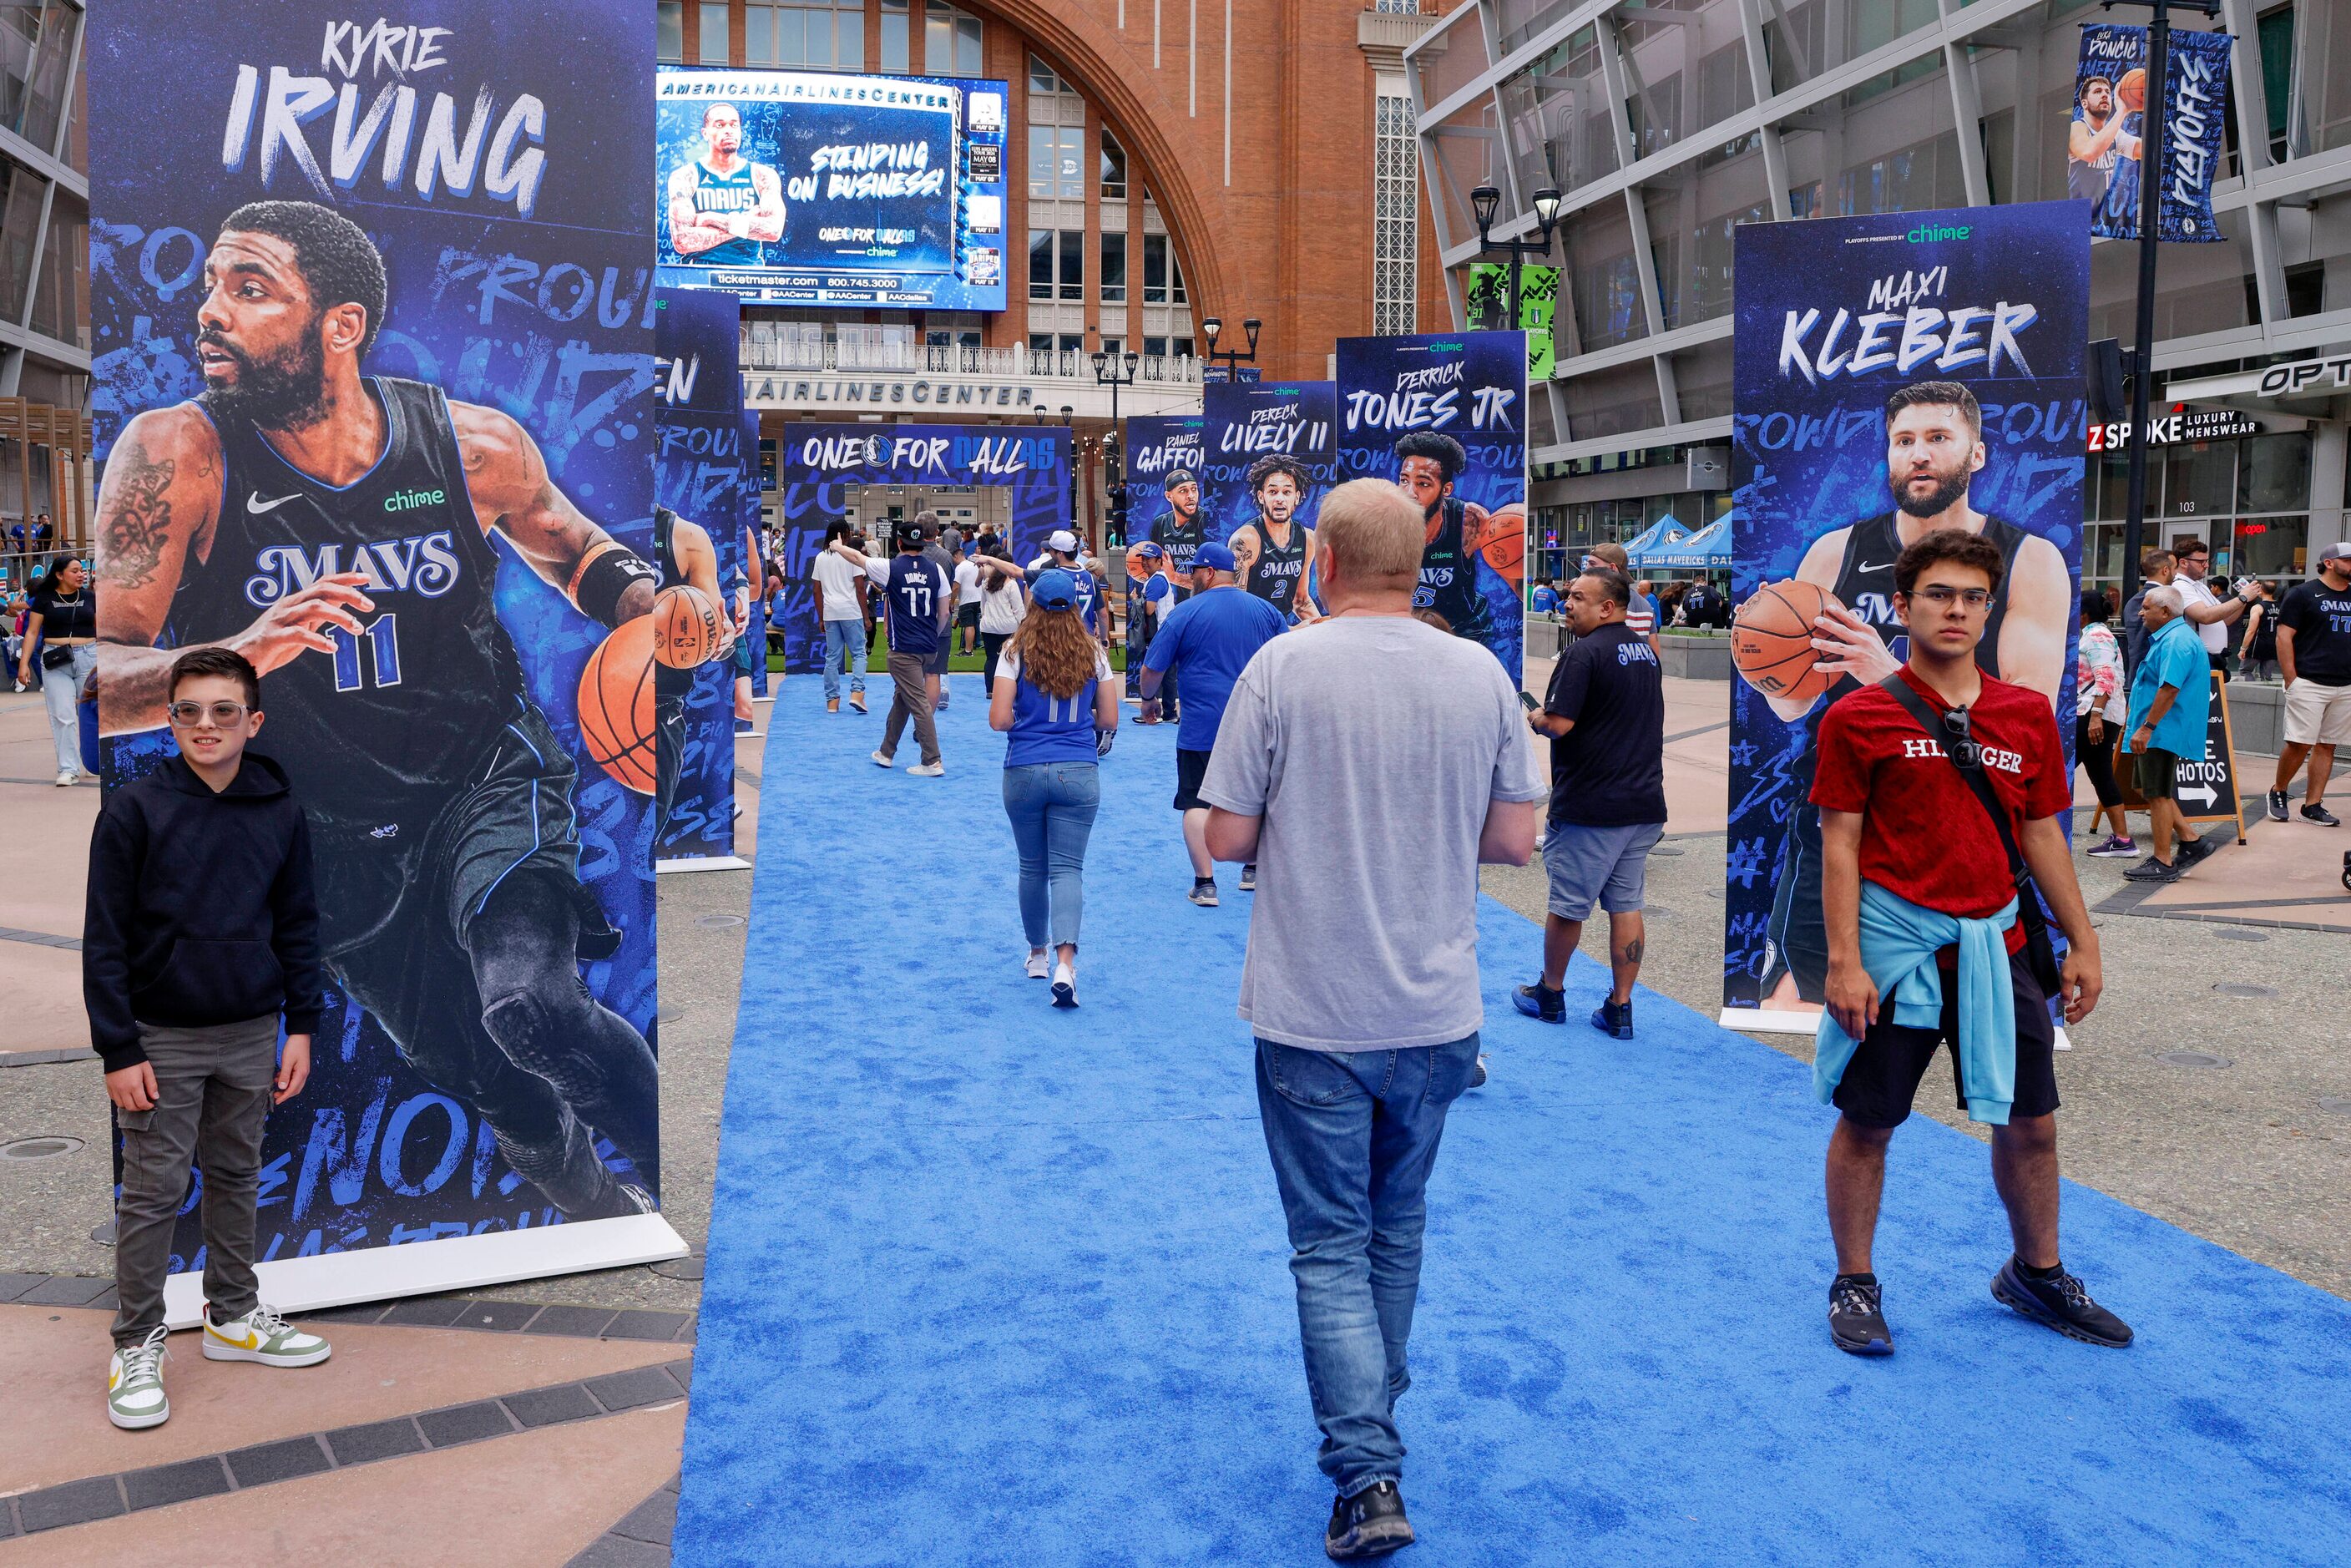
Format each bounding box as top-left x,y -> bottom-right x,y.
1723,202 -> 2089,1022
1124,413 -> 1207,571
88,0 -> 666,1262
1335,331 -> 1527,674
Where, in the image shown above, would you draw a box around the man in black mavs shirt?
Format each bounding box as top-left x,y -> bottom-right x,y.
1757,380 -> 2070,1011
95,200 -> 663,1219
1228,454 -> 1319,624
1393,431 -> 1522,651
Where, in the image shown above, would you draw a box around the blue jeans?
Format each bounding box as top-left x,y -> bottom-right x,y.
1000,761 -> 1100,948
1255,1034 -> 1481,1497
822,617 -> 867,701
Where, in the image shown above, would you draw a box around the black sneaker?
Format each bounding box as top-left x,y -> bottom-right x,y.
1469,1054 -> 1489,1090
1590,999 -> 1634,1039
1511,982 -> 1565,1023
1828,1274 -> 1893,1356
2302,802 -> 2342,827
1990,1257 -> 2133,1348
1326,1480 -> 1414,1560
1240,862 -> 1258,892
2177,834 -> 2214,866
2121,855 -> 2184,883
2268,788 -> 2290,823
1188,878 -> 1219,908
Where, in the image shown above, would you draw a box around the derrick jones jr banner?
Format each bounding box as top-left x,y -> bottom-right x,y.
656,65 -> 1009,311
1336,331 -> 1528,674
88,3 -> 667,1266
1723,202 -> 2089,1021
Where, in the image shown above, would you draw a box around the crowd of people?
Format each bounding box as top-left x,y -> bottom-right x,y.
10,547 -> 99,786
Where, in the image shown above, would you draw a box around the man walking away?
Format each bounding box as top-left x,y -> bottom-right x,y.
1514,565 -> 1666,1040
833,528 -> 950,776
1200,479 -> 1546,1559
1138,542 -> 1284,905
2121,585 -> 2212,883
2121,549 -> 2173,680
954,541 -> 985,656
813,522 -> 869,714
85,647 -> 334,1431
1811,529 -> 2121,1358
2267,542 -> 2351,827
918,513 -> 958,711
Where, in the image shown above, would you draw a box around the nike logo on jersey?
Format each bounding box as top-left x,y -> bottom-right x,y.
248,492 -> 302,514
244,532 -> 463,607
1853,560 -> 1897,575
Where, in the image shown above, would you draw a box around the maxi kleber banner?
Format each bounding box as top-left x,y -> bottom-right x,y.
2073,23 -> 2232,242
1201,381 -> 1337,622
1723,202 -> 2089,1024
654,288 -> 745,866
1123,414 -> 1207,571
1335,331 -> 1527,673
89,2 -> 666,1265
657,66 -> 1008,309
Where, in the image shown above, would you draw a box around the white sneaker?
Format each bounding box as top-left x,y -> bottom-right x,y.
202,1302 -> 332,1368
1051,960 -> 1077,1008
56,768 -> 76,787
1024,948 -> 1051,979
107,1326 -> 170,1429
908,761 -> 945,776
872,750 -> 893,768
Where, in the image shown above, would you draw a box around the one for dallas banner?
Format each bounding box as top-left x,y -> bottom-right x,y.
2071,23 -> 2233,242
88,3 -> 670,1278
1722,202 -> 2090,1023
1335,331 -> 1528,675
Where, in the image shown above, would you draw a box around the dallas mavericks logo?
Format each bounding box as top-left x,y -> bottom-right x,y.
245,532 -> 463,607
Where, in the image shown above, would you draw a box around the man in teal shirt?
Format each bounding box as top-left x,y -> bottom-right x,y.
2122,584 -> 2212,883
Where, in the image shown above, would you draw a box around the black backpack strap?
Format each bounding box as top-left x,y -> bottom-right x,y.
1873,674 -> 2028,884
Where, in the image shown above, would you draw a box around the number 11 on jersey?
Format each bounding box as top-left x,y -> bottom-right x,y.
328,612 -> 402,692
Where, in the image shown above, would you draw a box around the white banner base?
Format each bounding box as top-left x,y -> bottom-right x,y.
1719,1009 -> 2074,1052
160,1212 -> 690,1330
655,855 -> 752,874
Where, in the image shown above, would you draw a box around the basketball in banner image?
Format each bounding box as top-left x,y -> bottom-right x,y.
86,0 -> 666,1257
1723,201 -> 2090,1019
1335,331 -> 1528,674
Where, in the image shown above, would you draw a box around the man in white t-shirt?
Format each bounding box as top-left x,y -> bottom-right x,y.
953,546 -> 985,657
811,521 -> 871,713
1200,478 -> 1545,1560
2169,535 -> 2255,680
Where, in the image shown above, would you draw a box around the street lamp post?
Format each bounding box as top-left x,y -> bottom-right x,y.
1092,348 -> 1140,540
1467,184 -> 1564,334
1200,316 -> 1261,382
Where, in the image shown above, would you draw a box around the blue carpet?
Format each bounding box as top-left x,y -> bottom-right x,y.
675,676 -> 2351,1567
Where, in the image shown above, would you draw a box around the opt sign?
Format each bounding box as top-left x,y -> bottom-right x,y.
2257,356 -> 2351,397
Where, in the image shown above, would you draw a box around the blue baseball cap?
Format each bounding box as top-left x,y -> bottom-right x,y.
1132,541 -> 1165,559
1031,569 -> 1080,611
1192,542 -> 1237,574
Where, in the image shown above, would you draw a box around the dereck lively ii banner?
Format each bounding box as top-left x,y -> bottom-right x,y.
1201,381 -> 1337,625
653,287 -> 745,867
1723,202 -> 2090,1024
88,3 -> 666,1265
1123,414 -> 1207,570
1335,331 -> 1527,674
2072,24 -> 2233,242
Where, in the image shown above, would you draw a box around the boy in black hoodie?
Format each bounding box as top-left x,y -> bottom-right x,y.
83,646 -> 333,1431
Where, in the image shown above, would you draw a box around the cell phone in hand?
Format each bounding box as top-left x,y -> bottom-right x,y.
1519,690 -> 1540,711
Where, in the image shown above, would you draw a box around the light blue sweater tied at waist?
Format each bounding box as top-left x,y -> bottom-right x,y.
1814,879 -> 2020,1125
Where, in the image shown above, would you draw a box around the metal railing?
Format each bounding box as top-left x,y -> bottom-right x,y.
737,334 -> 1205,384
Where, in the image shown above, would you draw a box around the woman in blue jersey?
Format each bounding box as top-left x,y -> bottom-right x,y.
990,569 -> 1119,1007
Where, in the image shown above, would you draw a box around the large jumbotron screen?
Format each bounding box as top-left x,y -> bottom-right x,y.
656,65 -> 1009,311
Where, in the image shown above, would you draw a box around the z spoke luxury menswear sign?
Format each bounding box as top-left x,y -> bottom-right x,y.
88,3 -> 669,1277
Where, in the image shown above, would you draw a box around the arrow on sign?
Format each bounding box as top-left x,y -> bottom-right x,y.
2180,781 -> 2218,809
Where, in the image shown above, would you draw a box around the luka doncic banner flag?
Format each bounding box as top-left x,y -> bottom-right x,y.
88,0 -> 677,1294
1722,202 -> 2090,1029
2072,23 -> 2233,242
1201,381 -> 1337,624
654,287 -> 745,867
1335,331 -> 1528,675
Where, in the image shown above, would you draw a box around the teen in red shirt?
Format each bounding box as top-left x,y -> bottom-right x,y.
1809,528 -> 2127,1358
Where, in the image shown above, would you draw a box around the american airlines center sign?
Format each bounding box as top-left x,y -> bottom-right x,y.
740,371 -> 1053,412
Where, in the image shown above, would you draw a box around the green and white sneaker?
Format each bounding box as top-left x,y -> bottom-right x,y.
107,1326 -> 170,1430
202,1302 -> 332,1368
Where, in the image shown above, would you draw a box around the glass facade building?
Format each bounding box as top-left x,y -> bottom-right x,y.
1412,0 -> 2351,595
0,0 -> 88,556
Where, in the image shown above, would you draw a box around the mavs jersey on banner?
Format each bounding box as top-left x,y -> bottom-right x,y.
685,160 -> 764,266
166,377 -> 525,828
1243,523 -> 1307,620
1417,498 -> 1494,645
